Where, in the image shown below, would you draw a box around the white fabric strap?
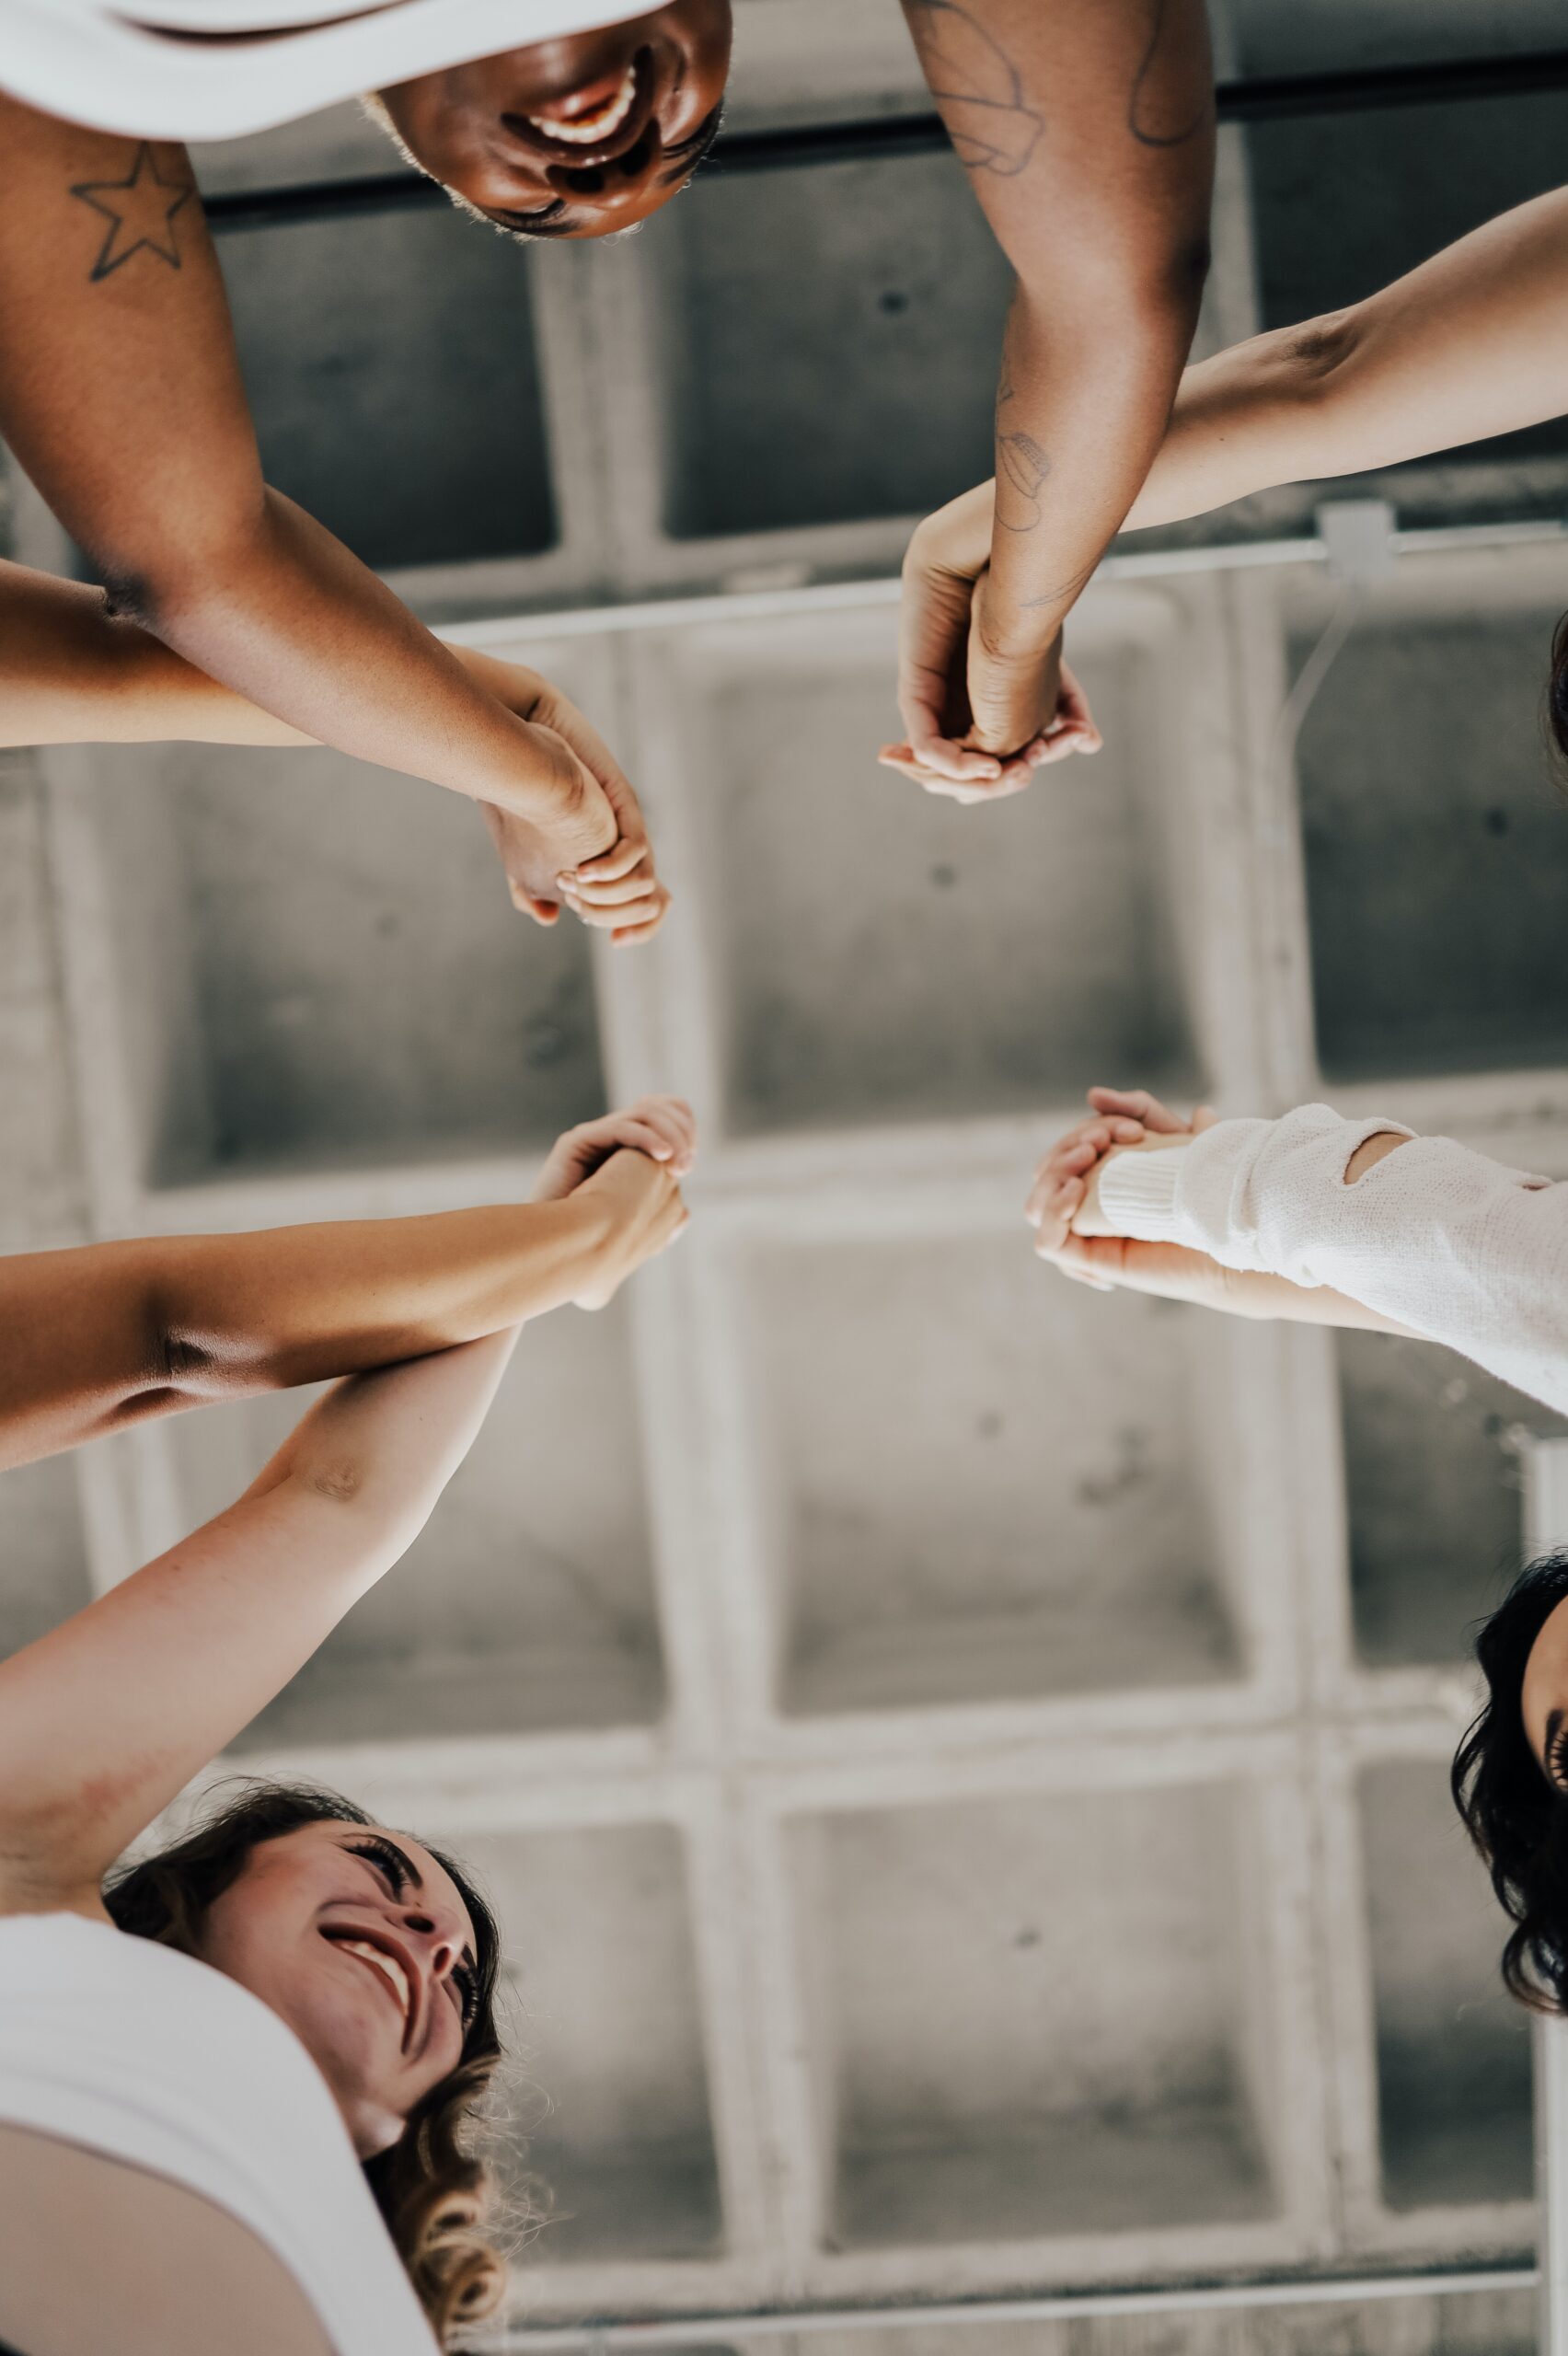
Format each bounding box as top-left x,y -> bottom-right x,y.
1093,1142 -> 1187,1242
0,0 -> 643,141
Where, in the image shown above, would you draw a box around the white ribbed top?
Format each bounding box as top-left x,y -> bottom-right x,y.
0,1911 -> 437,2354
1095,1103 -> 1568,1413
0,0 -> 637,140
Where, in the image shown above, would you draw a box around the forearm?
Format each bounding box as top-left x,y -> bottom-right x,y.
0,1198 -> 607,1471
1208,1265 -> 1416,1334
0,1330 -> 519,1899
0,559 -> 312,748
127,490 -> 589,817
1127,185 -> 1568,530
247,1325 -> 522,1541
1094,1113 -> 1568,1410
907,0 -> 1214,647
1123,327 -> 1342,529
908,321 -> 1376,569
925,182 -> 1568,562
160,1198 -> 610,1389
986,271 -> 1203,640
0,559 -> 548,753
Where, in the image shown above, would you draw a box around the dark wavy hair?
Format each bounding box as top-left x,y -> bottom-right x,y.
1550,611 -> 1568,785
103,1780 -> 509,2344
1452,1548 -> 1568,2010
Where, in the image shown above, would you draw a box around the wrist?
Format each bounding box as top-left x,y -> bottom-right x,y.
909,481 -> 995,581
551,1189 -> 618,1281
448,644 -> 547,717
482,1195 -> 617,1325
1092,1138 -> 1191,1242
483,712 -> 580,818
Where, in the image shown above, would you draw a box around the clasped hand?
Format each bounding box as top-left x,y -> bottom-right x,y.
1025,1085 -> 1235,1308
532,1094 -> 696,1310
878,486 -> 1102,802
475,658 -> 672,943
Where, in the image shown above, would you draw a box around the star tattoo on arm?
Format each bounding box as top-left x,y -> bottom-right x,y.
71,144 -> 195,283
904,0 -> 1043,177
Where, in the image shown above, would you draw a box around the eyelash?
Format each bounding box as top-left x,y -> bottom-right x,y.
347,1837 -> 478,2028
1549,1725 -> 1568,1787
349,1834 -> 408,1893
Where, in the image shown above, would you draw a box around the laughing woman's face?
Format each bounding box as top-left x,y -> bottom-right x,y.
375,0 -> 732,240
196,1820 -> 483,2156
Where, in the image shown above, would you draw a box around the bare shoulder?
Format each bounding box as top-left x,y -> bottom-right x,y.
0,2119 -> 335,2356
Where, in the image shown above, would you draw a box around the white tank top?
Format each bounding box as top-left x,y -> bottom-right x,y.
0,1912 -> 438,2355
0,0 -> 640,141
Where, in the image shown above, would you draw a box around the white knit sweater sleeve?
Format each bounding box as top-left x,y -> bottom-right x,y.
1094,1103 -> 1568,1414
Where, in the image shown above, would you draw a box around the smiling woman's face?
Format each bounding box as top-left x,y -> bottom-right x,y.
195,1820 -> 481,2157
375,0 -> 732,241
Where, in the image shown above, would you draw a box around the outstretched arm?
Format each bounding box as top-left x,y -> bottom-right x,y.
0,1327 -> 518,1916
895,182 -> 1568,754
0,1102 -> 693,1472
1124,182 -> 1568,529
0,562 -> 671,936
897,0 -> 1213,774
0,94 -> 620,912
1030,1088 -> 1568,1413
1027,1093 -> 1416,1333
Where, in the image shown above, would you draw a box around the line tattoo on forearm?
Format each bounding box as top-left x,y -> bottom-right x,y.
1127,0 -> 1212,147
71,143 -> 194,281
993,316 -> 1048,533
1019,557 -> 1100,609
904,0 -> 1043,176
997,428 -> 1052,531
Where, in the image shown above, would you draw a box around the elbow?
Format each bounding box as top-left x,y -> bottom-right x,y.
293,1450 -> 442,1554
142,1264 -> 237,1403
88,490 -> 271,643
300,1456 -> 369,1507
1274,306 -> 1362,408
97,553 -> 221,646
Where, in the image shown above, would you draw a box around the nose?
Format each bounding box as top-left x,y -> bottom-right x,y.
544,122 -> 663,212
400,1907 -> 463,1982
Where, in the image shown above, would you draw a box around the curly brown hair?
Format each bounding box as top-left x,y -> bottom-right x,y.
103,1779 -> 509,2345
1452,1549 -> 1568,2011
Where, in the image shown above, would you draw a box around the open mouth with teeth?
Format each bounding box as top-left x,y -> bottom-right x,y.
528,61 -> 637,144
324,1930 -> 414,2046
504,48 -> 659,171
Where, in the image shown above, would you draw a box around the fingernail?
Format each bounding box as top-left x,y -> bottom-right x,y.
558,871 -> 577,887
